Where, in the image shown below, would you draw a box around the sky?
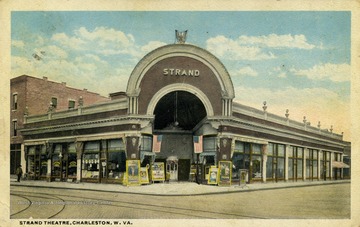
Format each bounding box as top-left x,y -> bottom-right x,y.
11,11 -> 351,140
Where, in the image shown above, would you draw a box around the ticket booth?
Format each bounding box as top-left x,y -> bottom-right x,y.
166,156 -> 178,181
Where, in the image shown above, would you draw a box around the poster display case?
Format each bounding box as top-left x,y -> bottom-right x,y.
140,167 -> 149,184
126,160 -> 141,186
151,162 -> 165,182
218,161 -> 232,186
208,166 -> 219,185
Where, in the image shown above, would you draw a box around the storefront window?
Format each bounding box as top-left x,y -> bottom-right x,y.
82,141 -> 100,179
277,145 -> 285,179
68,143 -> 77,178
320,151 -> 324,179
266,143 -> 274,179
52,144 -> 62,178
306,149 -> 318,180
232,141 -> 250,180
288,158 -> 294,179
204,137 -> 217,152
252,144 -> 262,179
107,139 -> 126,180
40,145 -> 47,177
140,136 -> 154,167
266,143 -> 284,181
297,148 -> 303,179
27,146 -> 36,175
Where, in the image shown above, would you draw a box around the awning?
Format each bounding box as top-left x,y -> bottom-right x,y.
332,161 -> 350,168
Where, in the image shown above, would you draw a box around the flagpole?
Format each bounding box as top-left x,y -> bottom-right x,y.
196,153 -> 200,184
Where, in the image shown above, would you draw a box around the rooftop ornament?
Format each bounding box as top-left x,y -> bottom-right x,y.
48,102 -> 54,113
285,109 -> 289,118
78,96 -> 84,107
175,30 -> 188,44
262,101 -> 267,112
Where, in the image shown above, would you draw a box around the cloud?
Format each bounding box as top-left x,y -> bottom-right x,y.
291,63 -> 350,82
206,35 -> 276,61
231,66 -> 258,77
238,34 -> 316,49
233,86 -> 350,139
270,66 -> 288,78
51,33 -> 85,50
141,41 -> 167,54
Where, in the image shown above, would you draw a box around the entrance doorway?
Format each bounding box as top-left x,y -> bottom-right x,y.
153,91 -> 207,182
166,157 -> 178,181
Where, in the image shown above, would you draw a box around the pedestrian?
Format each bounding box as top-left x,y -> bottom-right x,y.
16,165 -> 23,182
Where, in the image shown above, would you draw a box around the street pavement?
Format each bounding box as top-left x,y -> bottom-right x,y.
10,175 -> 350,195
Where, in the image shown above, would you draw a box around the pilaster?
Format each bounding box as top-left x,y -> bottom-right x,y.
75,141 -> 84,183
303,148 -> 307,181
262,144 -> 267,183
285,145 -> 290,182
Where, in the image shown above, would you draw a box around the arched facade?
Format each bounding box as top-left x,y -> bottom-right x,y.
126,44 -> 235,117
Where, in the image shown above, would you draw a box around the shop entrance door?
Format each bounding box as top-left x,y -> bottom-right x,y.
166,157 -> 178,181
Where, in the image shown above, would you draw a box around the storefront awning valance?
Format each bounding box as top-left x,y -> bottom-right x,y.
332,161 -> 350,168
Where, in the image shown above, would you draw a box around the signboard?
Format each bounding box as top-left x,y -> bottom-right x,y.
151,162 -> 165,182
218,161 -> 232,187
207,166 -> 219,185
126,160 -> 141,186
239,169 -> 248,187
140,167 -> 149,184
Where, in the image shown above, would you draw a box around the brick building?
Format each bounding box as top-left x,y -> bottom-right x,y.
10,75 -> 109,174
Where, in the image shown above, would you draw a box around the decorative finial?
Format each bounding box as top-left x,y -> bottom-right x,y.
48,102 -> 54,113
330,125 -> 333,133
285,109 -> 289,118
175,30 -> 188,44
303,116 -> 307,124
317,121 -> 321,129
263,101 -> 267,112
78,96 -> 83,107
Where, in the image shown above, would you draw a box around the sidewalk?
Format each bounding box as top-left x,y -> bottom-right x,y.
10,175 -> 350,196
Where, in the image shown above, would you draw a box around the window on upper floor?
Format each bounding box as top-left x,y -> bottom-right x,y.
12,94 -> 18,110
68,100 -> 75,109
13,120 -> 17,137
51,97 -> 58,108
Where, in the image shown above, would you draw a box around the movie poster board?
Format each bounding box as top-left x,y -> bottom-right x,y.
125,160 -> 141,186
239,169 -> 248,187
207,166 -> 219,185
151,162 -> 165,182
218,161 -> 232,186
140,167 -> 149,184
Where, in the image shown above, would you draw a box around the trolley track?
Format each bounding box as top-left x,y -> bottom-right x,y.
11,188 -> 268,219
11,191 -> 67,219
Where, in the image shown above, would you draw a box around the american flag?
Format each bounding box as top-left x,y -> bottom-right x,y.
193,135 -> 203,153
152,135 -> 163,153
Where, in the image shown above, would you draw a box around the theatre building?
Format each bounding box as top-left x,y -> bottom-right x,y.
18,41 -> 350,185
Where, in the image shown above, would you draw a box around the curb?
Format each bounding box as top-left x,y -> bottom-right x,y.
10,180 -> 351,197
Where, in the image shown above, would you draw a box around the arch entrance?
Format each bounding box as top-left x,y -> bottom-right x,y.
153,91 -> 207,181
154,91 -> 207,130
